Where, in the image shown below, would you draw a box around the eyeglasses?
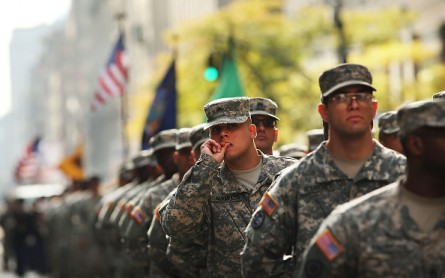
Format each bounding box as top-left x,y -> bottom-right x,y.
252,118 -> 276,128
328,93 -> 374,105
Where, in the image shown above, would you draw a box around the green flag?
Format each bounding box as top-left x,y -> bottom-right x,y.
209,54 -> 245,100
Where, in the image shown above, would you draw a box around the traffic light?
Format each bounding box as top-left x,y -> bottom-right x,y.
204,53 -> 219,82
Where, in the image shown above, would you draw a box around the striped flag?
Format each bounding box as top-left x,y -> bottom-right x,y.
91,34 -> 129,111
14,137 -> 42,184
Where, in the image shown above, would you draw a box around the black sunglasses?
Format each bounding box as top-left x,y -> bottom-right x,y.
252,118 -> 276,128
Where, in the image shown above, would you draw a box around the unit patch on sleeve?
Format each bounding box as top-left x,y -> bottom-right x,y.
315,229 -> 344,261
260,192 -> 279,216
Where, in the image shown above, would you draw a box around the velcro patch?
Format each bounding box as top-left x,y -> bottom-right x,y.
131,207 -> 146,225
251,210 -> 265,229
315,229 -> 343,261
260,192 -> 279,216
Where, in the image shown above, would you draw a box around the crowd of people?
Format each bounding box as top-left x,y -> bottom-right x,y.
1,62 -> 445,277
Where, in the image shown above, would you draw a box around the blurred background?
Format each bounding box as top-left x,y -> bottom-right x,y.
1,0 -> 445,192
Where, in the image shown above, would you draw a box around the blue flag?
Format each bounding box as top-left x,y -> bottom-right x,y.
141,60 -> 177,150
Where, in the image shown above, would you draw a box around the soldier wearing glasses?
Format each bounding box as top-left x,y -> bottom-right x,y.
249,97 -> 280,155
241,63 -> 407,277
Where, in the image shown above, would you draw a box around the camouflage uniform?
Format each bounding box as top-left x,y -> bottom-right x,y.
432,90 -> 445,100
161,97 -> 297,277
124,129 -> 178,275
241,64 -> 407,277
377,111 -> 399,135
298,99 -> 445,278
278,143 -> 307,159
162,123 -> 210,278
306,129 -> 325,153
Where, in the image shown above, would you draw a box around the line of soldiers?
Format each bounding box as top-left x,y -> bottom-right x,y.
18,62 -> 445,277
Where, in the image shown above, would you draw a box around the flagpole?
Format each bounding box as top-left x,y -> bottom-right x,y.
115,11 -> 129,159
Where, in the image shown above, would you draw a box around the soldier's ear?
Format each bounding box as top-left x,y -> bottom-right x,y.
405,135 -> 423,156
249,123 -> 257,139
318,103 -> 329,123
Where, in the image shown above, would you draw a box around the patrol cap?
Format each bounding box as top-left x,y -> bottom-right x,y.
249,97 -> 280,121
204,97 -> 250,130
397,100 -> 445,139
133,149 -> 157,168
319,63 -> 376,99
432,91 -> 445,100
306,129 -> 325,152
189,123 -> 209,151
149,129 -> 178,152
278,143 -> 307,159
378,111 -> 399,134
176,128 -> 192,151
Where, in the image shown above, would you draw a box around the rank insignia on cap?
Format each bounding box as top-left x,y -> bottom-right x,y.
315,229 -> 343,261
131,207 -> 146,225
260,192 -> 279,216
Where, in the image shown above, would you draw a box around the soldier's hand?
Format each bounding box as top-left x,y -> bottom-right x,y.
201,139 -> 228,164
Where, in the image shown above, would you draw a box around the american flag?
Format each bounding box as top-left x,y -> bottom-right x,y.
91,34 -> 129,111
14,137 -> 42,184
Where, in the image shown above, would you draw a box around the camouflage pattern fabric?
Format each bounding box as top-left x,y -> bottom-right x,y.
146,174 -> 181,277
249,97 -> 279,120
297,180 -> 445,277
378,111 -> 399,134
161,152 -> 296,277
204,97 -> 251,130
241,141 -> 406,277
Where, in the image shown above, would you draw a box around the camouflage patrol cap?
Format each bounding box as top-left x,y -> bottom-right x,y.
249,97 -> 280,121
204,97 -> 250,130
189,123 -> 209,150
306,129 -> 325,152
319,63 -> 376,98
133,149 -> 157,168
176,128 -> 192,151
378,111 -> 399,134
397,100 -> 445,138
432,91 -> 445,100
149,129 -> 178,152
278,143 -> 307,159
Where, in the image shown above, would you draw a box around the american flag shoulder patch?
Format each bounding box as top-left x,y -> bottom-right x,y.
315,229 -> 344,261
260,192 -> 279,216
131,207 -> 146,225
154,203 -> 162,222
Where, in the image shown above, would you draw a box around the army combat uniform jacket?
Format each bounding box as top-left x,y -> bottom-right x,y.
161,152 -> 296,277
241,140 -> 406,277
298,180 -> 445,278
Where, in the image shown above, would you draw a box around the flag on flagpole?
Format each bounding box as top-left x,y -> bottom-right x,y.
141,60 -> 177,150
209,51 -> 245,101
58,144 -> 85,181
14,137 -> 42,184
91,34 -> 129,111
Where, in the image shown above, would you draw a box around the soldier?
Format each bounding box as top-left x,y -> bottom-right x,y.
241,63 -> 407,277
377,111 -> 404,154
147,128 -> 196,276
160,97 -> 296,277
306,129 -> 325,153
298,99 -> 445,277
278,143 -> 307,159
249,97 -> 280,155
124,129 -> 178,275
162,123 -> 210,277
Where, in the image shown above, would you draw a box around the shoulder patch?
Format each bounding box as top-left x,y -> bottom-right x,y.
260,192 -> 279,216
315,229 -> 343,261
251,210 -> 265,229
131,207 -> 146,225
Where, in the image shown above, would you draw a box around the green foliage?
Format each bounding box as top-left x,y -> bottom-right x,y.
134,0 -> 443,147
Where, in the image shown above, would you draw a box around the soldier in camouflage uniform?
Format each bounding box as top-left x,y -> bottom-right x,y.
147,127 -> 197,277
249,97 -> 280,155
241,63 -> 407,277
162,123 -> 210,278
124,129 -> 178,275
160,97 -> 296,277
306,129 -> 325,153
298,99 -> 445,278
377,111 -> 403,154
278,143 -> 307,159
